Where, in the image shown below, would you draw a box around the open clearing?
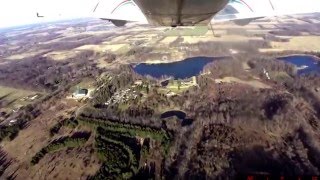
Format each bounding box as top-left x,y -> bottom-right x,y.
76,44 -> 129,53
164,26 -> 208,36
215,77 -> 271,89
44,50 -> 82,61
0,85 -> 43,116
182,35 -> 262,44
5,50 -> 48,60
0,85 -> 39,105
161,37 -> 178,44
269,36 -> 320,51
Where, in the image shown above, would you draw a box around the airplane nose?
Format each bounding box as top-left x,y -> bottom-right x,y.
133,0 -> 229,26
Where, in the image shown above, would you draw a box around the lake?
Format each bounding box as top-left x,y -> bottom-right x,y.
278,55 -> 320,76
133,56 -> 218,79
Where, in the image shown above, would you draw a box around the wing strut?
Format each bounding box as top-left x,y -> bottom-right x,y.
209,21 -> 215,36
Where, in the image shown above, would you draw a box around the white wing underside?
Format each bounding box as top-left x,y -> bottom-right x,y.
213,0 -> 320,23
92,0 -> 148,23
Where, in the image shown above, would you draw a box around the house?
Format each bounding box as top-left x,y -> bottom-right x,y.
9,119 -> 17,126
166,91 -> 176,97
134,80 -> 143,86
72,88 -> 88,99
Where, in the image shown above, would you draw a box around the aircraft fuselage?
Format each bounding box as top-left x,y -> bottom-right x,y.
133,0 -> 229,26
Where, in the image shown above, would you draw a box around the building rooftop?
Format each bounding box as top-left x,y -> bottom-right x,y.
74,88 -> 88,95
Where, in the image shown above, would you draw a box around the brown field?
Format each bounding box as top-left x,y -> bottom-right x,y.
1,97 -> 87,179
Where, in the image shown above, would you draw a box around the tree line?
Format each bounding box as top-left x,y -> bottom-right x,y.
31,134 -> 90,165
49,117 -> 79,136
90,127 -> 141,179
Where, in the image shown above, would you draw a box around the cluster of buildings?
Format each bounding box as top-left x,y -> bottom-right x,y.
104,88 -> 139,106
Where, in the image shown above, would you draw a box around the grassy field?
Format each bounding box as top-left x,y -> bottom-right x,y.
164,79 -> 196,93
76,44 -> 129,53
0,85 -> 41,109
161,37 -> 178,44
164,26 -> 208,36
271,71 -> 292,82
115,44 -> 131,54
5,50 -> 48,60
0,86 -> 38,101
214,77 -> 271,89
269,36 -> 320,51
44,50 -> 81,61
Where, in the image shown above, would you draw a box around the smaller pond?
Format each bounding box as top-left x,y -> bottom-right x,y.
160,110 -> 186,119
160,110 -> 193,126
134,56 -> 220,79
278,55 -> 320,76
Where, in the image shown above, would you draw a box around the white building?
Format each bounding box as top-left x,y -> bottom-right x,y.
72,88 -> 88,99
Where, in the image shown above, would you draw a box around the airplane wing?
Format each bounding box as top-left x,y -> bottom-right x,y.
92,0 -> 148,25
92,0 -> 320,26
213,0 -> 320,24
35,0 -> 148,26
34,0 -> 320,27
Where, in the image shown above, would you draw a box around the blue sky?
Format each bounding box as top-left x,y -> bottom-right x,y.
0,0 -> 95,28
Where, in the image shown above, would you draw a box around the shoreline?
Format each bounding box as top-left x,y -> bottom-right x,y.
142,56 -> 228,65
278,53 -> 320,61
133,53 -> 320,66
144,59 -> 174,64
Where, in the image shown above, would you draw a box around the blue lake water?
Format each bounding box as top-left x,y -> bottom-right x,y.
278,55 -> 320,76
133,56 -> 218,79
